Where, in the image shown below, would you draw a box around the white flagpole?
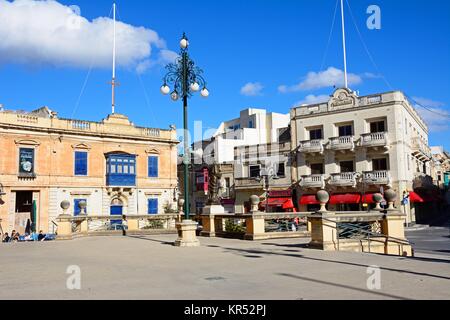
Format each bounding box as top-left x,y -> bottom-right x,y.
340,0 -> 348,89
112,2 -> 116,114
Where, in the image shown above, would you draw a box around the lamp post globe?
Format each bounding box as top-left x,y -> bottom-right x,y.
180,38 -> 189,50
200,88 -> 210,98
171,91 -> 179,101
190,82 -> 200,92
160,85 -> 170,95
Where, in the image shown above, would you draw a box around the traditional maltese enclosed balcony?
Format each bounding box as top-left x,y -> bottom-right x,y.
329,172 -> 359,187
360,132 -> 389,148
363,171 -> 391,186
300,174 -> 326,189
298,139 -> 324,154
328,136 -> 355,152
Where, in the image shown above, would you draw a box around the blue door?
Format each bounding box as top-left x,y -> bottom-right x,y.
110,205 -> 123,227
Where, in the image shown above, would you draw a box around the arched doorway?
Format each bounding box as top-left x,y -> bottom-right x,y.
110,198 -> 124,227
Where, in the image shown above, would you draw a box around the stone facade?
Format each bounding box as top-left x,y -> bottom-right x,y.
290,88 -> 433,223
0,108 -> 178,234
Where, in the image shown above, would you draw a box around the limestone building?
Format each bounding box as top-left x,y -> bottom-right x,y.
0,107 -> 178,234
290,88 -> 433,224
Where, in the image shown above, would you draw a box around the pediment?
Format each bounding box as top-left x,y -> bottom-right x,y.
15,139 -> 41,146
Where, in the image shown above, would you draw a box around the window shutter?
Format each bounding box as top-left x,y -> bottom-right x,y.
75,152 -> 88,176
148,156 -> 159,178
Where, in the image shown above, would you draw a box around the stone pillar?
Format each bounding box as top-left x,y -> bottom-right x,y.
126,216 -> 139,232
244,195 -> 266,240
244,214 -> 266,240
308,212 -> 338,251
381,212 -> 413,257
56,200 -> 72,240
175,220 -> 200,247
200,214 -> 216,237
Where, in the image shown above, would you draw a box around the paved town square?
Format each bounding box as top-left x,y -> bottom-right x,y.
1,229 -> 449,300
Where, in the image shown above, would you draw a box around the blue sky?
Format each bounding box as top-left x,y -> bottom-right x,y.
0,0 -> 449,149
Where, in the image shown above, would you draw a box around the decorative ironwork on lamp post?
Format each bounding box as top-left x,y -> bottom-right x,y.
161,33 -> 209,221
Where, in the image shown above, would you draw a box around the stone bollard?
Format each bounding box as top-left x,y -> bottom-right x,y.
174,198 -> 200,247
244,196 -> 266,240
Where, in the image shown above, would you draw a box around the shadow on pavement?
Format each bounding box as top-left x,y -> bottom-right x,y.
277,273 -> 411,300
211,244 -> 450,281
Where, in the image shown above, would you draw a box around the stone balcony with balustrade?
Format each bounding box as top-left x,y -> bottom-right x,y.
328,172 -> 359,187
360,132 -> 389,149
328,136 -> 355,152
411,137 -> 432,161
363,170 -> 392,186
298,139 -> 325,154
300,174 -> 326,189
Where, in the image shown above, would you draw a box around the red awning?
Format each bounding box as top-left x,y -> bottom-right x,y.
282,199 -> 295,210
261,198 -> 289,207
409,192 -> 424,203
361,193 -> 384,204
330,194 -> 361,205
300,195 -> 320,205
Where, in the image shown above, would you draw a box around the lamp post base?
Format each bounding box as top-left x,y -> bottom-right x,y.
174,220 -> 200,247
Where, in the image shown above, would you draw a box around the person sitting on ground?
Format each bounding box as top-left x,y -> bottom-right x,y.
38,230 -> 46,242
24,233 -> 32,242
2,233 -> 11,243
11,230 -> 20,242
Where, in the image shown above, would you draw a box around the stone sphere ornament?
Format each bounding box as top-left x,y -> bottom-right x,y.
373,193 -> 384,211
384,189 -> 397,210
60,200 -> 70,211
250,195 -> 260,213
316,190 -> 330,212
78,200 -> 87,215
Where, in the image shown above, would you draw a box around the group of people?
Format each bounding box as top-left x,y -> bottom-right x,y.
2,230 -> 48,243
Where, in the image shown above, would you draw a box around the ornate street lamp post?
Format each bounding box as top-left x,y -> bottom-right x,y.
161,33 -> 209,247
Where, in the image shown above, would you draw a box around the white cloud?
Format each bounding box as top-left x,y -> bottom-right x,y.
240,82 -> 264,96
278,67 -> 363,93
412,97 -> 449,132
0,0 -> 176,73
293,94 -> 330,107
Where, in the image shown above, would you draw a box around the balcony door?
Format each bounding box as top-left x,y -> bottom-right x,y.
370,121 -> 386,133
310,163 -> 324,175
338,125 -> 353,137
372,158 -> 388,171
340,161 -> 355,173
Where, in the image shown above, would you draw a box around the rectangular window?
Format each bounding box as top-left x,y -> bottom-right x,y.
340,161 -> 355,173
370,121 -> 386,133
249,120 -> 254,129
148,156 -> 159,178
74,151 -> 88,176
19,148 -> 35,175
338,125 -> 353,137
277,163 -> 286,177
74,199 -> 87,216
309,128 -> 323,140
373,158 -> 388,171
249,165 -> 260,178
148,199 -> 158,215
310,163 -> 324,175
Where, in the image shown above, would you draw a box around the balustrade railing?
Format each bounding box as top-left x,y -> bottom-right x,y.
360,132 -> 388,148
298,139 -> 324,153
328,136 -> 355,151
